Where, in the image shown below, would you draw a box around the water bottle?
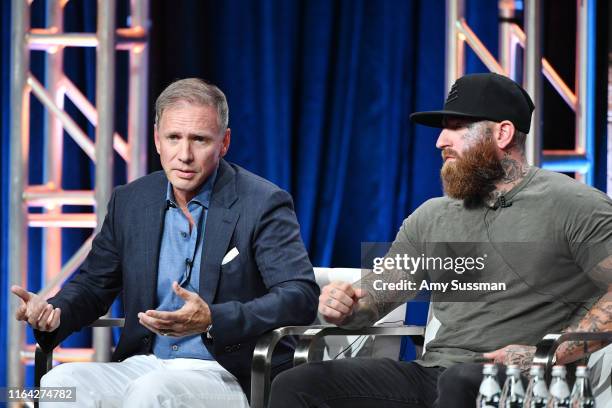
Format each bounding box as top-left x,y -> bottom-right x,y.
547,365 -> 570,407
499,365 -> 524,407
523,365 -> 549,408
477,363 -> 501,407
569,366 -> 595,407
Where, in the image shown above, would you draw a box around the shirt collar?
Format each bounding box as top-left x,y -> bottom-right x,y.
166,165 -> 218,209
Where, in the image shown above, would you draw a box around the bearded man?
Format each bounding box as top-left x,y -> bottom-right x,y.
268,73 -> 612,408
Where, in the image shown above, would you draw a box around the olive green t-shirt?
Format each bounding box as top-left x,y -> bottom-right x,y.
374,167 -> 611,368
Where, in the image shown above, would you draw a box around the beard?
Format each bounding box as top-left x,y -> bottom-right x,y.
440,133 -> 504,205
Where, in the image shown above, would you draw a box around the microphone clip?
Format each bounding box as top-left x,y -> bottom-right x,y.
498,195 -> 512,208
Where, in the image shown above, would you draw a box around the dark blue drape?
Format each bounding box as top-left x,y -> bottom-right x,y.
1,0 -> 607,389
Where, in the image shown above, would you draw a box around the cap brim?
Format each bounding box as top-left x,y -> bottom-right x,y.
409,110 -> 488,128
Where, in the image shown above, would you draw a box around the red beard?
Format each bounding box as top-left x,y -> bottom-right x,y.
440,134 -> 504,204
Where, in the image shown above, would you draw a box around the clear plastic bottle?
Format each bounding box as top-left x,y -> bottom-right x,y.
547,365 -> 570,408
569,366 -> 595,408
523,365 -> 549,408
499,365 -> 525,407
477,363 -> 501,408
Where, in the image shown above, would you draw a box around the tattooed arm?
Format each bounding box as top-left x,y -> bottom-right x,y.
484,256 -> 612,372
555,254 -> 612,364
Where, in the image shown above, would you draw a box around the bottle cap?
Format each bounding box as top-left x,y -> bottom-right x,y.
482,363 -> 498,375
505,365 -> 521,376
529,365 -> 544,377
551,365 -> 566,377
575,366 -> 589,377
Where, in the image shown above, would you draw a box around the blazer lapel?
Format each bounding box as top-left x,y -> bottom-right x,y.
142,177 -> 168,310
199,160 -> 239,303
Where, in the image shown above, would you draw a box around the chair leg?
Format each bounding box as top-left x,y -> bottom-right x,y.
34,345 -> 53,408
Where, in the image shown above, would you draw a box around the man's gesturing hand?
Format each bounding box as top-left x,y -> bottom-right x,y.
11,285 -> 61,332
138,282 -> 212,337
319,281 -> 367,325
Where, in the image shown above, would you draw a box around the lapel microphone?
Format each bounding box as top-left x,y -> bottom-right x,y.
495,195 -> 512,209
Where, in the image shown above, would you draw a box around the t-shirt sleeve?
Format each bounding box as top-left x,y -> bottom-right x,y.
563,186 -> 612,284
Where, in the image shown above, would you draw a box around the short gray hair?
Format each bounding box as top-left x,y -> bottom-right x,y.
154,78 -> 229,132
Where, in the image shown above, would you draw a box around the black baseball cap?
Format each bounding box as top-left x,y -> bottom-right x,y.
410,73 -> 535,133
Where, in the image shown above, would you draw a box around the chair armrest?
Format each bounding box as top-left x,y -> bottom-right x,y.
292,325 -> 425,365
90,317 -> 125,328
34,318 -> 125,386
532,331 -> 612,369
250,324 -> 424,408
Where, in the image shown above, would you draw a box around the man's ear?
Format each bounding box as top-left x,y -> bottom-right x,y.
495,120 -> 515,150
220,128 -> 231,157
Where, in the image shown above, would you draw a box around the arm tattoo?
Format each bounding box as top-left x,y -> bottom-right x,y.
556,256 -> 612,364
340,242 -> 420,329
505,346 -> 536,375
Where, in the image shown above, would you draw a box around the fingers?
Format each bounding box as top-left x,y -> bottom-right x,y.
138,312 -> 182,337
318,302 -> 347,325
138,315 -> 166,336
37,304 -> 54,326
50,308 -> 61,331
482,349 -> 505,363
144,309 -> 183,323
354,288 -> 368,299
138,312 -> 176,331
43,308 -> 61,332
322,297 -> 351,314
11,285 -> 32,302
22,305 -> 61,332
319,281 -> 360,325
327,281 -> 355,298
27,301 -> 49,328
172,281 -> 194,301
15,304 -> 27,321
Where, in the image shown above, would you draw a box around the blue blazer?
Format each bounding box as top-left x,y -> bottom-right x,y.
36,159 -> 319,392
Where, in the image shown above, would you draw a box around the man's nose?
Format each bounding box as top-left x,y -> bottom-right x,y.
178,140 -> 193,162
436,129 -> 451,150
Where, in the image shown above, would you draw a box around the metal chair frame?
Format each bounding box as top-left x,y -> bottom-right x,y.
33,318 -> 610,408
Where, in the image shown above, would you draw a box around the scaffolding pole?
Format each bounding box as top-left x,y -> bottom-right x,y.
445,0 -> 596,184
93,0 -> 116,363
523,0 -> 543,167
8,0 -> 30,391
8,0 -> 150,389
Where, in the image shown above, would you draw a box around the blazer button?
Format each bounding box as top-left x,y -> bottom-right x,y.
143,336 -> 150,345
224,345 -> 232,353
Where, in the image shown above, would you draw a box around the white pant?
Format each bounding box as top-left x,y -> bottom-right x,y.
40,354 -> 250,408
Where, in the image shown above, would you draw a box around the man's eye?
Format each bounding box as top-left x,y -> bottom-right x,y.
167,135 -> 179,140
194,137 -> 207,143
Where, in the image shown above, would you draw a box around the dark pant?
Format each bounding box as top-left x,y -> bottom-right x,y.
268,358 -> 501,408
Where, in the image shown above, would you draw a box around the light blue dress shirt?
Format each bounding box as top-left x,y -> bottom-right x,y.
153,168 -> 217,360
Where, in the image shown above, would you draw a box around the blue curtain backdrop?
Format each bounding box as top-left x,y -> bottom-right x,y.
0,0 -> 606,390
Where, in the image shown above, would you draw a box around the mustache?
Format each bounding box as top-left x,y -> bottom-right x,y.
442,148 -> 459,160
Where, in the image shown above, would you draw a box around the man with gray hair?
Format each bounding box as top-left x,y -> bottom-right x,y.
12,78 -> 319,407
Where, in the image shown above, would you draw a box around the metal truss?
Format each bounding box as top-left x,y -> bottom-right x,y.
446,0 -> 597,184
8,0 -> 150,390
